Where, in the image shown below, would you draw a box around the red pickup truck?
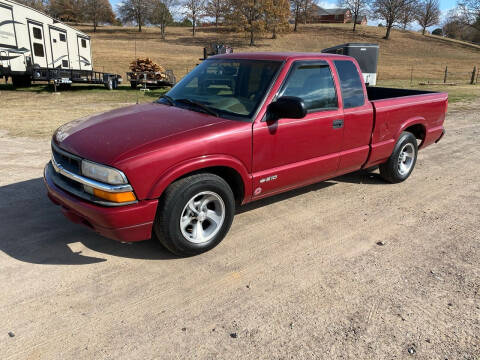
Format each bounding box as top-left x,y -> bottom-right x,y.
44,52 -> 447,255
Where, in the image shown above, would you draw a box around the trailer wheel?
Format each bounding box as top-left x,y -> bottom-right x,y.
105,78 -> 113,90
12,75 -> 32,88
130,81 -> 137,89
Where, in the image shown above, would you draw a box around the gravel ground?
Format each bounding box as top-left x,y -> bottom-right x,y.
1,100 -> 479,359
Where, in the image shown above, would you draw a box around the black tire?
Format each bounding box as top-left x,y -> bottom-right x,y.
379,131 -> 418,183
130,81 -> 137,89
12,75 -> 32,88
154,173 -> 235,256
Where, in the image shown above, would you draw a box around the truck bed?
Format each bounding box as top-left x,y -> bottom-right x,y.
364,87 -> 448,168
366,86 -> 436,101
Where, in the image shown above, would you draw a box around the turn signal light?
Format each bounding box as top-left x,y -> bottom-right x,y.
93,189 -> 136,203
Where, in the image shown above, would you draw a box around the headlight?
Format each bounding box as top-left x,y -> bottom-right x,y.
81,160 -> 128,185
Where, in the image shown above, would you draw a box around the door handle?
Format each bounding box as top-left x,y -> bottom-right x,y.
332,119 -> 344,129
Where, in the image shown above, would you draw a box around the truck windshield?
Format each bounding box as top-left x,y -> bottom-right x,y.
158,59 -> 282,120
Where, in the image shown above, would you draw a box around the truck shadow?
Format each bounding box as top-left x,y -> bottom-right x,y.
0,178 -> 176,265
0,171 -> 385,265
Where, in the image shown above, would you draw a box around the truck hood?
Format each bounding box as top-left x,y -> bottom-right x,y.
53,103 -> 230,165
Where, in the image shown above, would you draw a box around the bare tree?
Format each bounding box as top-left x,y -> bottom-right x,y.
184,0 -> 205,36
301,0 -> 314,24
84,0 -> 115,32
338,0 -> 371,32
118,0 -> 151,32
457,0 -> 480,31
397,0 -> 418,29
204,0 -> 227,28
370,0 -> 418,39
291,0 -> 302,31
416,0 -> 441,34
149,0 -> 176,39
16,0 -> 48,11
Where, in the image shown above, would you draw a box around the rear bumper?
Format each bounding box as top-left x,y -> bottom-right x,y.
44,163 -> 158,242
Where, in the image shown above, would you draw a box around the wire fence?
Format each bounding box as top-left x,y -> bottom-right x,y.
388,64 -> 480,86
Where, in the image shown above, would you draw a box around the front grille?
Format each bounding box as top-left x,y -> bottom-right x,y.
52,145 -> 81,174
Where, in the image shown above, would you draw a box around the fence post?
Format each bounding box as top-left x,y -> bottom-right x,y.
471,66 -> 477,85
410,65 -> 413,85
443,65 -> 448,83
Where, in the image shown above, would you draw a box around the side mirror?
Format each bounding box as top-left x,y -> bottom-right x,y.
266,96 -> 307,122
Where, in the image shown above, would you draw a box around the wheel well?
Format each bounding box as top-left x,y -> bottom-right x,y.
405,124 -> 426,142
175,166 -> 245,206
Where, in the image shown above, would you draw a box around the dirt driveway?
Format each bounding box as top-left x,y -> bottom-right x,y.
1,101 -> 479,359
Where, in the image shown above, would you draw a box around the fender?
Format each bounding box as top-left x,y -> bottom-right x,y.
395,116 -> 426,145
364,116 -> 427,168
147,154 -> 252,202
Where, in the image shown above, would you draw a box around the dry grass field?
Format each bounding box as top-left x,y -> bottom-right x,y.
83,23 -> 480,81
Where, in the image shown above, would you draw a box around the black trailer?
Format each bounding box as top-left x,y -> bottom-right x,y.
322,43 -> 379,85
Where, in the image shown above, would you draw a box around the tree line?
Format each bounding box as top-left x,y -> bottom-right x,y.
16,0 -> 480,43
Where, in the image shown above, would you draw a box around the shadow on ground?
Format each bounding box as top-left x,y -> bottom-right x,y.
0,170 -> 384,265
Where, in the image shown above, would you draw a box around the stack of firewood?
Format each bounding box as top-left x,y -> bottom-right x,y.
129,58 -> 167,80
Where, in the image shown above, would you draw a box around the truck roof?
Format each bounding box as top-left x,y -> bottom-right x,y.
212,52 -> 351,62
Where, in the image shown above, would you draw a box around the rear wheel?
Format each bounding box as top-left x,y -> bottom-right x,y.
154,173 -> 235,256
380,131 -> 418,183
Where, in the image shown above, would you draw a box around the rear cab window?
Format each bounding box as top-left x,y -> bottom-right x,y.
333,60 -> 365,108
279,61 -> 338,112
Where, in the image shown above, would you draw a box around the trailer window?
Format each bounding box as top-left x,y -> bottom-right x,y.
33,27 -> 42,40
62,60 -> 69,68
33,43 -> 44,57
280,62 -> 338,112
59,33 -> 66,42
81,39 -> 87,48
334,60 -> 365,108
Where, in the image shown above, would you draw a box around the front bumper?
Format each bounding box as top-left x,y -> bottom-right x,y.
44,162 -> 158,242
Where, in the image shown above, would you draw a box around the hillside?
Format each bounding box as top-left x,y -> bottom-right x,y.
82,23 -> 480,83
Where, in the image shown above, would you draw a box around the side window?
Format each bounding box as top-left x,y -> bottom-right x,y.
33,43 -> 44,57
334,60 -> 365,108
81,39 -> 87,48
33,27 -> 42,40
59,33 -> 66,42
280,62 -> 338,112
62,59 -> 69,68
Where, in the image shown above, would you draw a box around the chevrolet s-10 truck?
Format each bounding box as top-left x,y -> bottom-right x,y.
44,52 -> 447,256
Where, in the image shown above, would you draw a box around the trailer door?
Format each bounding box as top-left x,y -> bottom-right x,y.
27,21 -> 48,68
77,35 -> 92,70
49,27 -> 70,69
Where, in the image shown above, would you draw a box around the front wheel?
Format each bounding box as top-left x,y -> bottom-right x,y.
379,131 -> 418,183
154,173 -> 235,256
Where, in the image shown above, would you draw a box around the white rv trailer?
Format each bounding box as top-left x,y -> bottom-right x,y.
0,0 -> 120,88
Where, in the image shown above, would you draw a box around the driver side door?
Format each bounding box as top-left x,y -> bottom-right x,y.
251,60 -> 344,199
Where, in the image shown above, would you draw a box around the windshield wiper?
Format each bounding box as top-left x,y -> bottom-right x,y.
175,98 -> 219,117
159,95 -> 174,106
